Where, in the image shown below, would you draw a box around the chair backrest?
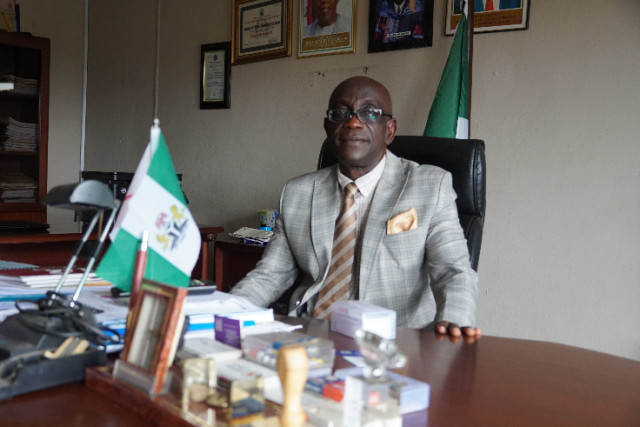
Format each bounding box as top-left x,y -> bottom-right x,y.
317,135 -> 486,271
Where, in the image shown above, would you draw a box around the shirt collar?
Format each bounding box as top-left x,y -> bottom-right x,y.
337,154 -> 386,198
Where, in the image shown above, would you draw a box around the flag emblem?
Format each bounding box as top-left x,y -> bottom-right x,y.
155,205 -> 191,251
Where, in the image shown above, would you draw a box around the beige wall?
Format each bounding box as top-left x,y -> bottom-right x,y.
19,0 -> 640,361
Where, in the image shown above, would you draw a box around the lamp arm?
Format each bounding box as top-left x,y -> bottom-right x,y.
49,211 -> 101,298
71,205 -> 120,303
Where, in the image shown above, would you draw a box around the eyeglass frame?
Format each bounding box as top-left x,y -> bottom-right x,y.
325,107 -> 393,124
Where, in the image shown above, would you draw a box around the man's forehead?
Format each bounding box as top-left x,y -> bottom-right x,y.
329,85 -> 388,107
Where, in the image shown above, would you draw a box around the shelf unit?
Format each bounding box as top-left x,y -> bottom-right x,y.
0,32 -> 50,222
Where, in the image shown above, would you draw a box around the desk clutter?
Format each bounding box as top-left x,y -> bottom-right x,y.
85,295 -> 428,427
0,258 -> 429,425
0,264 -> 430,425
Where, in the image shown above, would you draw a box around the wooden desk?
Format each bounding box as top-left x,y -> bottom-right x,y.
0,224 -> 224,281
2,317 -> 639,426
214,236 -> 265,292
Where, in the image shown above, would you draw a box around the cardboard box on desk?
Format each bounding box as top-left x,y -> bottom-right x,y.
330,301 -> 396,340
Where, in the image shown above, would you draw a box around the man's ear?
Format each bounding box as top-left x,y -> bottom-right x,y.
385,118 -> 397,146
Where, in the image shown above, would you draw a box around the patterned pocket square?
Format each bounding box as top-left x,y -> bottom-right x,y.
386,208 -> 418,234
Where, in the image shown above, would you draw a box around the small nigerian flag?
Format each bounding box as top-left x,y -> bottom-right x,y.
97,121 -> 201,290
423,0 -> 469,139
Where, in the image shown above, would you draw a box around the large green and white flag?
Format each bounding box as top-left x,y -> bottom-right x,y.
423,1 -> 469,139
97,122 -> 201,290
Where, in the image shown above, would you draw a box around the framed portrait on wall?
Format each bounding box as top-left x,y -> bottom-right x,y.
445,0 -> 530,35
368,0 -> 434,53
298,0 -> 356,58
232,0 -> 292,64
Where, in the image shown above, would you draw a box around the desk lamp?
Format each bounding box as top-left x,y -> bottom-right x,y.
0,180 -> 120,360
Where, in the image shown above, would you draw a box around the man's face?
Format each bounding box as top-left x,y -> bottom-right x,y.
313,0 -> 339,27
324,77 -> 397,179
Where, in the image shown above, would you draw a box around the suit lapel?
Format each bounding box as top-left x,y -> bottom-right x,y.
311,167 -> 341,275
358,152 -> 409,291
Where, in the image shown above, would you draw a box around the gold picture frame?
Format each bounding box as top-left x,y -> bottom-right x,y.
232,0 -> 293,65
445,0 -> 530,35
298,0 -> 356,58
120,279 -> 187,394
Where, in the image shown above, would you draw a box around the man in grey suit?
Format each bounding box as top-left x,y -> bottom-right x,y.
231,76 -> 480,338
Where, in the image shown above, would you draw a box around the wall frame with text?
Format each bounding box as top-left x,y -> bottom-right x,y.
446,0 -> 530,35
368,0 -> 433,53
232,0 -> 292,65
200,42 -> 231,109
298,0 -> 356,58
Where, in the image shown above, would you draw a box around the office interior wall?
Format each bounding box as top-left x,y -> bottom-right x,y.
15,0 -> 85,226
22,0 -> 640,361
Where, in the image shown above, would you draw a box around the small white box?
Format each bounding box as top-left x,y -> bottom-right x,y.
334,367 -> 431,415
331,301 -> 396,340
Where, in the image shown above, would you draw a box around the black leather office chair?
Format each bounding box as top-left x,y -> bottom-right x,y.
317,135 -> 486,271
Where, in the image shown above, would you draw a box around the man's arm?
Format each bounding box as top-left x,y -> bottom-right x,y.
426,172 -> 480,337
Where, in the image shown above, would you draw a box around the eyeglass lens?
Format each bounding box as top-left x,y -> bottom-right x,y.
327,108 -> 390,124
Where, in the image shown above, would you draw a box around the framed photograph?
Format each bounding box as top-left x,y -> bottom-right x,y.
200,42 -> 231,109
368,0 -> 434,53
120,279 -> 187,394
298,0 -> 356,58
232,0 -> 292,65
445,0 -> 530,35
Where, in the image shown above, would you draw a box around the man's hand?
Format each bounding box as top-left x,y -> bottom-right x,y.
435,321 -> 482,343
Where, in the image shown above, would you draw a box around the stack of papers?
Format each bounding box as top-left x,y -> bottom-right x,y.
0,172 -> 38,202
230,227 -> 274,245
1,75 -> 39,95
0,116 -> 38,152
0,266 -> 109,288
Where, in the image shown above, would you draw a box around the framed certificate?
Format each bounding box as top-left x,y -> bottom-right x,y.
232,0 -> 292,65
200,42 -> 231,109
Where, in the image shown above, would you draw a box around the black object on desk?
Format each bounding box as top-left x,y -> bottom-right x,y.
110,279 -> 217,298
0,221 -> 50,233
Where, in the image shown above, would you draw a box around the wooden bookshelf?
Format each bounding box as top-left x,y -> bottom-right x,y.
0,32 -> 50,222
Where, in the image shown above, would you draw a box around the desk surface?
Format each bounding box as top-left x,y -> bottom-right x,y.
1,317 -> 639,426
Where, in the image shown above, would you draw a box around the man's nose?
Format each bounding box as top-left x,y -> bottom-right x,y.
345,114 -> 364,128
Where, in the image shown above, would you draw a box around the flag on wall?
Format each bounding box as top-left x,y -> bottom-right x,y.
423,1 -> 469,139
96,121 -> 201,290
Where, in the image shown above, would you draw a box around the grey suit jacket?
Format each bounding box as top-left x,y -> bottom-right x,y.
231,151 -> 478,328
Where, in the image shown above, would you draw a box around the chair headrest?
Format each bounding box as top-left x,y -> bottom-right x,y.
318,135 -> 486,218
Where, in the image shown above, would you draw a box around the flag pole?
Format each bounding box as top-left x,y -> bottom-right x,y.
466,0 -> 474,139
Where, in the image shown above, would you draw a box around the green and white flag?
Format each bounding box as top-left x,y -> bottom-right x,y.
96,122 -> 201,290
423,1 -> 469,139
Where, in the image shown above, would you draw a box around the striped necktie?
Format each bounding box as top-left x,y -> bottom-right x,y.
314,182 -> 358,319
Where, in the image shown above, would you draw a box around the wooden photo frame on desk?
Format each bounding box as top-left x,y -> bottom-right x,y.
232,0 -> 292,65
200,42 -> 231,109
119,279 -> 187,394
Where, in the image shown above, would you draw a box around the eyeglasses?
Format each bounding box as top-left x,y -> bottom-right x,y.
326,107 -> 393,124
